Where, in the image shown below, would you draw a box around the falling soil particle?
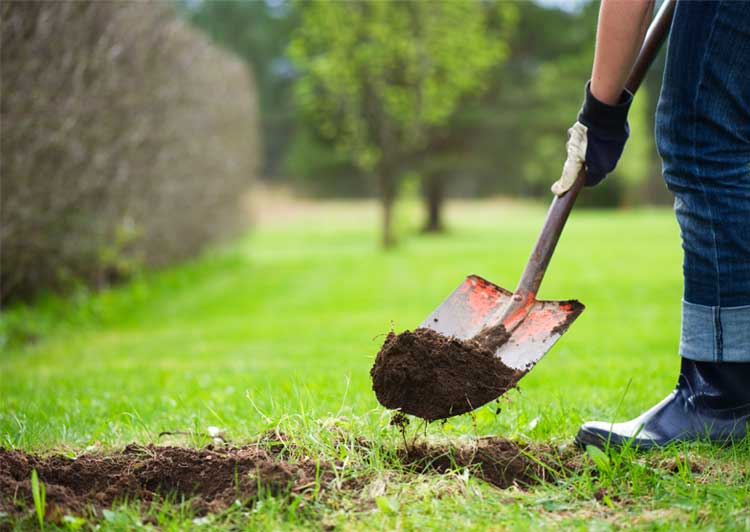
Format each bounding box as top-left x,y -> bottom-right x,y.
399,437 -> 565,488
0,443 -> 332,519
390,412 -> 410,430
371,327 -> 524,421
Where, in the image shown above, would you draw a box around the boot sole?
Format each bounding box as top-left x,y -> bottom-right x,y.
574,426 -> 660,451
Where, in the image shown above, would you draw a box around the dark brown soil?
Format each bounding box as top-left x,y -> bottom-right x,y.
371,327 -> 523,421
472,323 -> 512,352
0,435 -> 582,525
399,437 -> 567,488
549,300 -> 586,336
0,430 -> 709,525
0,443 -> 332,519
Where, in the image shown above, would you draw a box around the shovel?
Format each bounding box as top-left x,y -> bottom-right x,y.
421,0 -> 675,373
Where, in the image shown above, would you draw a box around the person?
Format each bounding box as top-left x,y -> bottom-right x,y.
552,0 -> 750,450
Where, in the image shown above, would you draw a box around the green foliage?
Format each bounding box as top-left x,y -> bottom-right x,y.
399,1 -> 588,199
283,126 -> 370,197
289,0 -> 510,173
288,0 -> 514,244
585,444 -> 612,475
375,495 -> 400,515
62,515 -> 86,530
31,469 -> 46,529
182,0 -> 667,209
439,1 -> 666,207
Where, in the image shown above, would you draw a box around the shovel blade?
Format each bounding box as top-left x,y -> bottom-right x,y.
420,275 -> 584,371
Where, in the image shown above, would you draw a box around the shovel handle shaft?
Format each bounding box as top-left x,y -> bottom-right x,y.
515,169 -> 585,299
512,0 -> 675,302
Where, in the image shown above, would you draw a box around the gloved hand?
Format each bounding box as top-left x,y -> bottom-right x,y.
551,81 -> 633,196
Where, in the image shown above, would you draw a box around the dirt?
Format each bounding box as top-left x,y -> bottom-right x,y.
549,300 -> 586,336
0,443 -> 332,519
399,437 -> 567,488
371,326 -> 523,421
390,412 -> 410,430
4,431 -> 706,525
0,435 -> 580,525
471,322 -> 512,352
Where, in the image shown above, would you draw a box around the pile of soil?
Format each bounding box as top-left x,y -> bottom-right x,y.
0,443 -> 332,518
371,326 -> 523,421
399,436 -> 563,488
1,436 -> 577,525
2,433 -> 710,525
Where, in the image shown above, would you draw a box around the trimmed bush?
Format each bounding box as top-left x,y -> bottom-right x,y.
1,1 -> 259,302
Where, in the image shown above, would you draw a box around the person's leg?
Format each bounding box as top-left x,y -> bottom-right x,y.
662,2 -> 750,357
577,1 -> 750,450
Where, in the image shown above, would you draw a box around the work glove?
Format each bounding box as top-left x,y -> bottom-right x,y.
551,81 -> 633,196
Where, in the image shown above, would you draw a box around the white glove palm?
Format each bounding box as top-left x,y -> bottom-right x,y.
551,121 -> 588,197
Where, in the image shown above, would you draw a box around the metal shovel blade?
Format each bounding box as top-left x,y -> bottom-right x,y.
420,274 -> 584,372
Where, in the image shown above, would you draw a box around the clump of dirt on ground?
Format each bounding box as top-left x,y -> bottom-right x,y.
371,326 -> 523,421
399,436 -> 565,488
0,443 -> 332,519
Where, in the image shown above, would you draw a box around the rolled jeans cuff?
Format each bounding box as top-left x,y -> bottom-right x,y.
680,300 -> 750,362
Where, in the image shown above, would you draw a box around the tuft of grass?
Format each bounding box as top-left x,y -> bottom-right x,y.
30,469 -> 46,529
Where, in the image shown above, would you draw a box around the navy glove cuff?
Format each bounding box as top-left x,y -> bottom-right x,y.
577,80 -> 633,137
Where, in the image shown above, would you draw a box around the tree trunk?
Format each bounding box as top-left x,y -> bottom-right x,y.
379,170 -> 396,248
422,173 -> 445,233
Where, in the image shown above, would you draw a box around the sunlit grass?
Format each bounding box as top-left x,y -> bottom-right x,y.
2,199 -> 748,530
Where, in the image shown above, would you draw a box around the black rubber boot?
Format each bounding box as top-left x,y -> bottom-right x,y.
576,358 -> 750,450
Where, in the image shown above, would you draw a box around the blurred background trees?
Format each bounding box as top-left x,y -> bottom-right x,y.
186,0 -> 297,180
1,0 -> 670,302
288,1 -> 514,246
186,0 -> 668,213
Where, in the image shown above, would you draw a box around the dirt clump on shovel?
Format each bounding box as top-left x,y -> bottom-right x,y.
371,326 -> 524,421
0,443 -> 332,519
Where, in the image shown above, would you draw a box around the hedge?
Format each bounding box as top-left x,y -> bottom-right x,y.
1,1 -> 259,302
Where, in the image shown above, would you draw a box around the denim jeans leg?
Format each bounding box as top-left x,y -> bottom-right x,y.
655,1 -> 750,362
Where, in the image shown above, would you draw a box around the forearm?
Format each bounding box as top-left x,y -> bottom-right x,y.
591,0 -> 654,104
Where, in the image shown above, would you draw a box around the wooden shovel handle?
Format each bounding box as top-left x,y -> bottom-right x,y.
513,0 -> 675,299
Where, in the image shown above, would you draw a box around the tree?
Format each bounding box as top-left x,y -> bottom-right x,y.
289,0 -> 511,246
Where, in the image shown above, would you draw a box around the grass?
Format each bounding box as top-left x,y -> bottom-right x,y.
2,197 -> 749,530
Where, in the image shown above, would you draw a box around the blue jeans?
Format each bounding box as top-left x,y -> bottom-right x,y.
655,0 -> 750,363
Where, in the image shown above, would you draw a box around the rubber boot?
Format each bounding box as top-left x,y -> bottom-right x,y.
575,358 -> 750,450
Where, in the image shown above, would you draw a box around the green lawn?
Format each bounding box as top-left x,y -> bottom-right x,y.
2,199 -> 749,530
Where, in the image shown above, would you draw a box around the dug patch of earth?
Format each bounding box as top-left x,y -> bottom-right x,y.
398,436 -> 571,488
371,326 -> 523,421
1,434 -> 574,523
0,442 -> 333,520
